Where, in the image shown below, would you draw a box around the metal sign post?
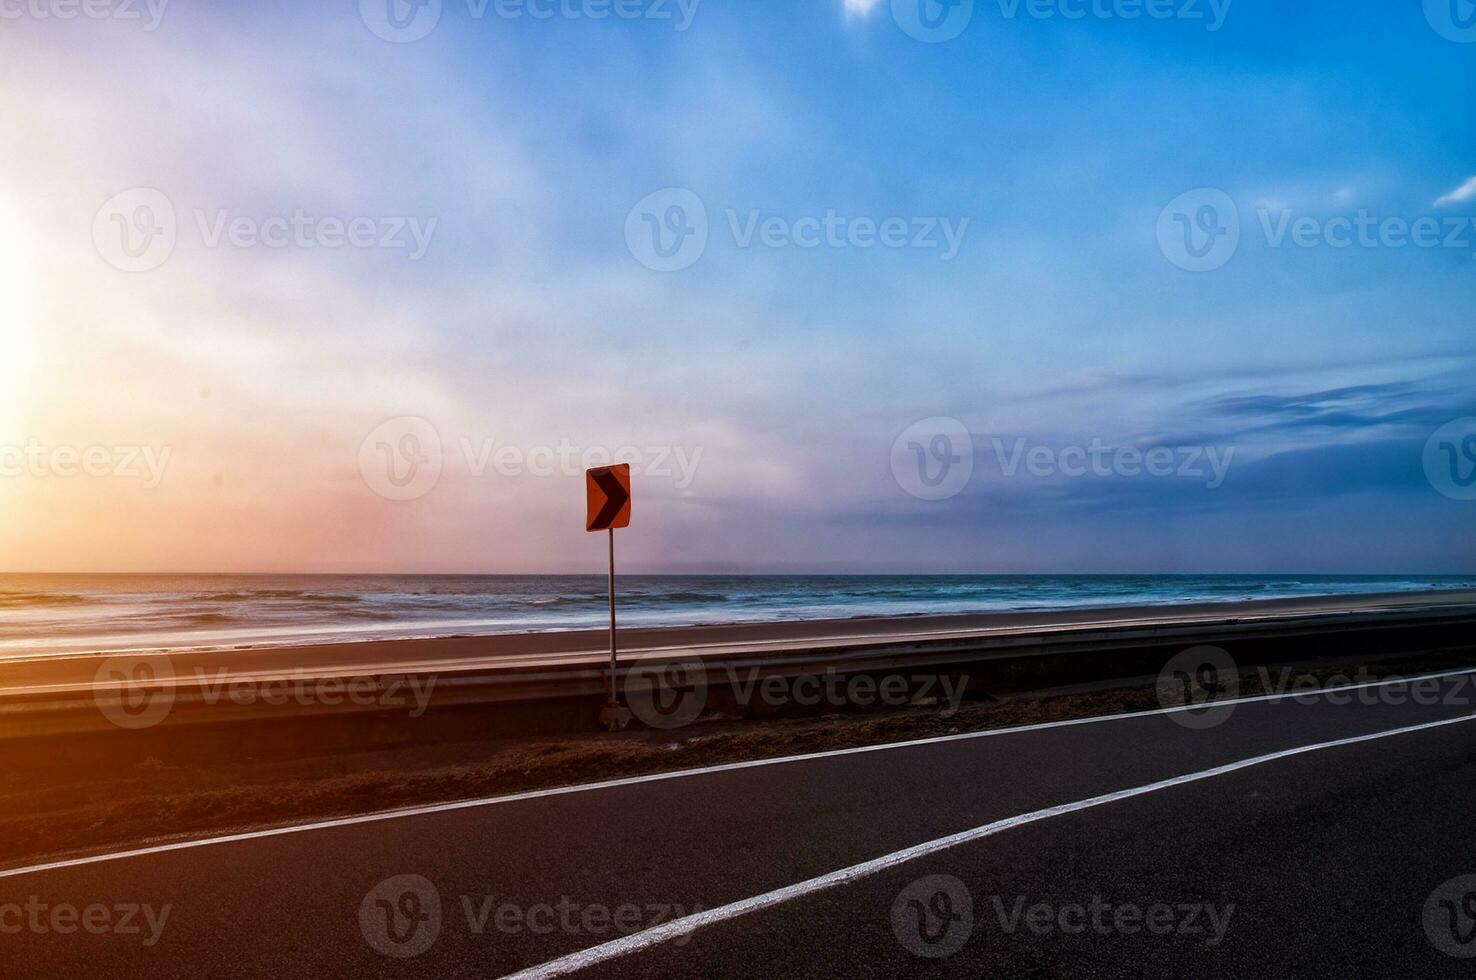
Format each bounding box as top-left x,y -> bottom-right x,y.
607,527 -> 617,706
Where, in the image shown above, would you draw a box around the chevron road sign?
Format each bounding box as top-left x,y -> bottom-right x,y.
588,463 -> 633,730
586,464 -> 632,532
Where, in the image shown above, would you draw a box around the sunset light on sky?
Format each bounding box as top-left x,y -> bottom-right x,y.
1,2 -> 1472,573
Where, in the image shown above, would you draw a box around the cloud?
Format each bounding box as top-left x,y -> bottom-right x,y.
1434,176 -> 1476,208
844,0 -> 884,16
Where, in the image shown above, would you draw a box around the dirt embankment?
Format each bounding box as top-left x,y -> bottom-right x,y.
4,645 -> 1475,873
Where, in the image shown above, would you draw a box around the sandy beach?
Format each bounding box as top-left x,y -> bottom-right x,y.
3,587 -> 1475,697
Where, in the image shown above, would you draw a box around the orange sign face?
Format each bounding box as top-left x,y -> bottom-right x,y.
586,464 -> 632,532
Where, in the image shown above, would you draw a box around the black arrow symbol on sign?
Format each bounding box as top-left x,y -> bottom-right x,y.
590,469 -> 630,530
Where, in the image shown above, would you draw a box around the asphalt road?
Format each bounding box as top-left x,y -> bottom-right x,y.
10,668 -> 1476,977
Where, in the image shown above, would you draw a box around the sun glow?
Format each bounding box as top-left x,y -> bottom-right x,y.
0,196 -> 36,444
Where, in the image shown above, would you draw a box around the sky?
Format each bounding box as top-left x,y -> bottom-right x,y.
0,0 -> 1472,574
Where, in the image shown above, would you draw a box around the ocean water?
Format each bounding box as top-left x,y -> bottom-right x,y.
0,573 -> 1471,658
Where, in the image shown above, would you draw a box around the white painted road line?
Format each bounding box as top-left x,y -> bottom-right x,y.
4,664 -> 1476,881
505,710 -> 1476,979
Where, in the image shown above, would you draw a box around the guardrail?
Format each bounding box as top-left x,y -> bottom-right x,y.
4,601 -> 1475,740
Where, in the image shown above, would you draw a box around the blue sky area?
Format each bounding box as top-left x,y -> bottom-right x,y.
1,0 -> 1472,572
